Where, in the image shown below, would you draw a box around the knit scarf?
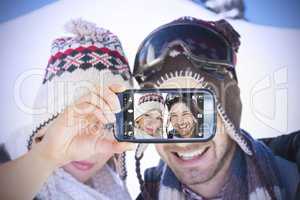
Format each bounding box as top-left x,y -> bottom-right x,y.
156,130 -> 287,200
36,164 -> 132,200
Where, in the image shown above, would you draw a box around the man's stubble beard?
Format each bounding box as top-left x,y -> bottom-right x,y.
178,139 -> 236,186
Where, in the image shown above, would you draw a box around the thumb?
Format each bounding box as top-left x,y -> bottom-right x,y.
112,142 -> 136,154
109,84 -> 126,93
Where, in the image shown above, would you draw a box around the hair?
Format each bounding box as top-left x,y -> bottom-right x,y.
135,109 -> 163,135
166,94 -> 201,120
134,116 -> 144,129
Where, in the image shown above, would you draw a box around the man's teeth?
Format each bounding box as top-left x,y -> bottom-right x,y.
176,148 -> 208,160
178,124 -> 188,129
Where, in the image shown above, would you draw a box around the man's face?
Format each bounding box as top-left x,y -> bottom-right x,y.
169,102 -> 196,137
155,114 -> 236,185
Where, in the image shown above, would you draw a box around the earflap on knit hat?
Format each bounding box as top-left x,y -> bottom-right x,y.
133,95 -> 164,194
139,54 -> 252,155
28,19 -> 133,150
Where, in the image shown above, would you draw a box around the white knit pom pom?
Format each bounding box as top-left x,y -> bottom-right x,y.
64,18 -> 106,39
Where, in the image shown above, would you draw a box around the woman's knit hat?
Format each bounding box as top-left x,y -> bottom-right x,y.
28,19 -> 133,148
134,93 -> 165,122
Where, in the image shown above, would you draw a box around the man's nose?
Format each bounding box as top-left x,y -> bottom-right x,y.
176,118 -> 185,126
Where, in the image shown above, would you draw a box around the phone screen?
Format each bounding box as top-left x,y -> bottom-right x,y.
115,88 -> 216,143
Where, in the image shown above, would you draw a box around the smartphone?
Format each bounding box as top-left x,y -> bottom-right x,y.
115,88 -> 217,143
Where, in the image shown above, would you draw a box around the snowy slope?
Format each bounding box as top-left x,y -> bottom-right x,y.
0,0 -> 299,198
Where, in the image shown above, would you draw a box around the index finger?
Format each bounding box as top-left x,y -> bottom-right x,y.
94,86 -> 122,113
109,84 -> 126,93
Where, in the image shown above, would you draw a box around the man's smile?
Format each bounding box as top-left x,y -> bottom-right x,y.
177,123 -> 190,130
170,145 -> 211,167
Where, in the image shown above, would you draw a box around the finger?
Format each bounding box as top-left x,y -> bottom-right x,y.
93,129 -> 114,154
94,140 -> 119,154
59,116 -> 89,144
116,142 -> 136,152
93,137 -> 133,154
75,94 -> 115,123
93,85 -> 122,113
77,87 -> 120,116
70,103 -> 109,128
97,127 -> 134,153
86,121 -> 105,136
72,116 -> 95,137
75,91 -> 106,112
92,110 -> 110,125
109,84 -> 127,93
72,98 -> 99,117
97,124 -> 114,140
109,142 -> 135,154
92,128 -> 108,153
85,113 -> 100,124
94,109 -> 116,126
95,86 -> 122,113
89,92 -> 116,123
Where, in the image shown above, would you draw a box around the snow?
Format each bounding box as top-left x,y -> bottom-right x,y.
0,0 -> 299,198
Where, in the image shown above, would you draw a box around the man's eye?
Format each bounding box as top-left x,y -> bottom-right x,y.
170,116 -> 178,121
183,113 -> 192,116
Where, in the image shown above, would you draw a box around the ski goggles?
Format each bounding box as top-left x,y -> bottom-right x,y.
134,23 -> 237,81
